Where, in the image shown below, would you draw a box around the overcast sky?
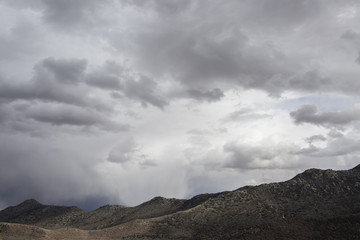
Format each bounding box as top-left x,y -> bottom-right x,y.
0,0 -> 359,210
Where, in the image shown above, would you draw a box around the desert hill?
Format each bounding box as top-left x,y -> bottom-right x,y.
0,164 -> 359,239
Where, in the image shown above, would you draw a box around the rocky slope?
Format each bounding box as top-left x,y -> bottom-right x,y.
0,193 -> 220,230
0,164 -> 359,239
0,199 -> 84,228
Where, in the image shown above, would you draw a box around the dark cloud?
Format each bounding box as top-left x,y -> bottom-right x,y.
85,61 -> 123,90
1,0 -> 113,32
288,70 -> 332,93
242,0 -> 321,30
293,144 -> 320,156
39,0 -> 109,31
41,57 -> 87,84
290,104 -> 360,127
186,88 -> 224,102
0,133 -> 124,210
85,62 -> 168,109
122,75 -> 168,109
0,0 -> 359,210
108,0 -> 352,97
305,134 -> 326,143
26,103 -> 129,132
0,57 -> 135,133
0,103 -> 129,135
4,0 -> 357,97
86,74 -> 121,90
101,0 -> 360,98
327,129 -> 344,138
150,0 -> 192,15
129,0 -> 321,31
114,21 -> 298,95
341,30 -> 360,46
341,30 -> 360,64
0,57 -> 169,110
0,57 -> 105,110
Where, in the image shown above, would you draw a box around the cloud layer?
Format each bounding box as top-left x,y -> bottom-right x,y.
0,0 -> 359,210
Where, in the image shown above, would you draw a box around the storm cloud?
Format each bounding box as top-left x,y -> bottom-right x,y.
0,57 -> 99,109
105,0 -> 360,97
26,103 -> 129,132
290,104 -> 360,127
0,0 -> 359,210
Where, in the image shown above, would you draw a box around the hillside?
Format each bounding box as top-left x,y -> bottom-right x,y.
0,164 -> 360,239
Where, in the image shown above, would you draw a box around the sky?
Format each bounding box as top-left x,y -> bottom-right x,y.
0,0 -> 359,211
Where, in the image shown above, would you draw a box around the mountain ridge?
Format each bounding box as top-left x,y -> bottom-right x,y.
1,164 -> 360,239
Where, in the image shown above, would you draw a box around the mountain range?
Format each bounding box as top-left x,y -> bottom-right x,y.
0,164 -> 359,239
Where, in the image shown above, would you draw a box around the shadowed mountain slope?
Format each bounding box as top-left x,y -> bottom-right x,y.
0,192 -> 222,230
0,164 -> 359,239
0,199 -> 84,228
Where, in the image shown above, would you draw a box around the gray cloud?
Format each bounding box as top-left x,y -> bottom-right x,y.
0,57 -> 169,111
107,138 -> 157,168
0,57 -> 105,110
0,20 -> 42,61
293,144 -> 320,156
222,108 -> 271,122
41,57 -> 87,84
0,0 -> 359,211
290,104 -> 360,127
87,74 -> 121,90
341,30 -> 360,64
0,104 -> 12,124
297,136 -> 360,158
0,133 -> 119,210
122,75 -> 168,109
241,0 -> 321,31
305,134 -> 327,143
341,30 -> 360,46
316,138 -> 360,157
327,129 -> 344,138
26,103 -> 129,132
223,141 -> 301,170
0,57 -> 134,134
131,0 -> 321,32
85,61 -> 168,109
113,21 -> 299,96
187,129 -> 212,136
186,88 -> 224,102
107,138 -> 138,164
86,61 -> 123,90
39,0 -> 109,31
288,70 -> 332,93
5,0 -> 357,97
108,0 -> 358,97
